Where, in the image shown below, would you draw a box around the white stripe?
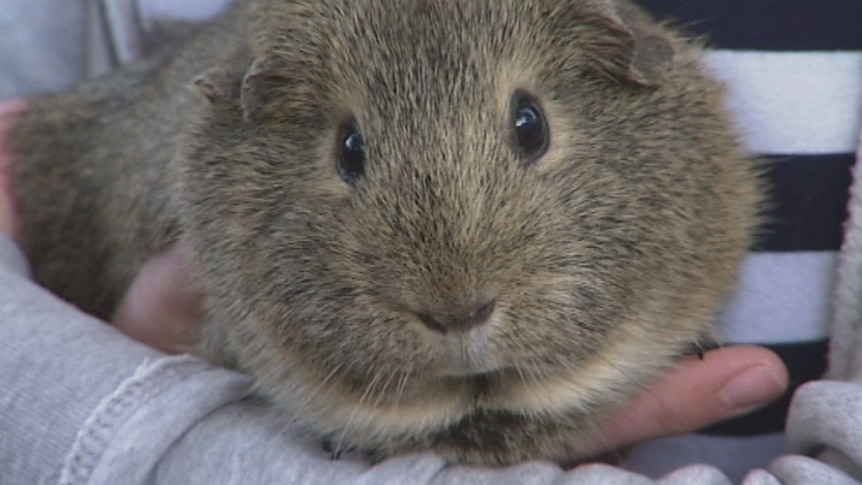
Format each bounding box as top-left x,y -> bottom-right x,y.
703,50 -> 862,155
718,251 -> 838,344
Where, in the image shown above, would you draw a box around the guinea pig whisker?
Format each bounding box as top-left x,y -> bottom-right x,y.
593,352 -> 637,385
370,368 -> 399,408
511,363 -> 531,386
277,359 -> 348,439
317,361 -> 348,395
393,370 -> 411,410
333,367 -> 388,456
519,360 -> 546,388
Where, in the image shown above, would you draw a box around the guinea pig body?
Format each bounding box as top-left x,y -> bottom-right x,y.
13,0 -> 761,465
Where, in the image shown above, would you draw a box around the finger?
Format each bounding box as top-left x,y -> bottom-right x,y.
0,99 -> 29,239
112,242 -> 205,354
590,345 -> 789,455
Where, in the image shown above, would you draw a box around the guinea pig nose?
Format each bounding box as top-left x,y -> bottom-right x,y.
416,299 -> 496,334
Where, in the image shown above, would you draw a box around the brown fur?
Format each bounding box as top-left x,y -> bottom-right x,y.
12,0 -> 762,465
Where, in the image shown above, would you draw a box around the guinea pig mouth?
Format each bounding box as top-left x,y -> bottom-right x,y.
435,328 -> 505,377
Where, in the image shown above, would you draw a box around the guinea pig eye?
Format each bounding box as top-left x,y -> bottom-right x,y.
337,124 -> 365,185
511,92 -> 549,162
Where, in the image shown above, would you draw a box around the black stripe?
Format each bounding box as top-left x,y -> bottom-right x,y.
634,0 -> 862,51
754,154 -> 853,252
699,340 -> 829,436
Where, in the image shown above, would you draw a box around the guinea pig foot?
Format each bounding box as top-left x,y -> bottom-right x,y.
684,337 -> 723,360
322,437 -> 370,461
321,437 -> 343,460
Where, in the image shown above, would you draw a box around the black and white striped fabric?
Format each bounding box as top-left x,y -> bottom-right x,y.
622,1 -> 862,480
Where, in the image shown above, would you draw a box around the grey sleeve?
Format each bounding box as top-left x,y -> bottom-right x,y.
0,0 -> 89,99
726,381 -> 862,485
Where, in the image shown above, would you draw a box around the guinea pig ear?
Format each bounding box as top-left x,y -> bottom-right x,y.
585,1 -> 676,87
238,55 -> 293,122
193,52 -> 294,122
192,47 -> 250,104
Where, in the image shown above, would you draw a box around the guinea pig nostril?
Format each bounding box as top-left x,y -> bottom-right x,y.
417,312 -> 448,334
471,299 -> 496,326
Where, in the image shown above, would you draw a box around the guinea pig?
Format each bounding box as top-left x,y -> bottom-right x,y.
11,0 -> 761,466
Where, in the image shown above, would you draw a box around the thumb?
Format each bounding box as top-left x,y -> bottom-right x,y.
588,345 -> 789,457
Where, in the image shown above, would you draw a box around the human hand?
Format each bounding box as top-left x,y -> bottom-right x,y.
589,344 -> 788,459
0,99 -> 28,239
112,242 -> 205,354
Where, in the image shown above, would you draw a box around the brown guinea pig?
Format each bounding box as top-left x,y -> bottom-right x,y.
12,0 -> 761,466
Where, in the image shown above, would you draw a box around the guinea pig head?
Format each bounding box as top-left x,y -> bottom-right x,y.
180,0 -> 758,453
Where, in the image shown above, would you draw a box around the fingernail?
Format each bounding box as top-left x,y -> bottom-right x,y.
719,365 -> 787,412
